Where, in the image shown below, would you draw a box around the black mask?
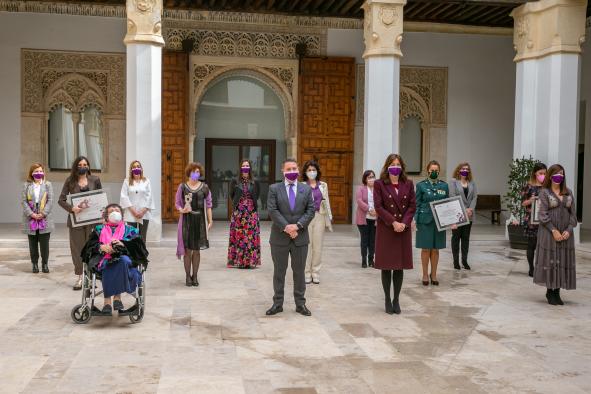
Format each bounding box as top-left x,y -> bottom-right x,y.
77,167 -> 89,175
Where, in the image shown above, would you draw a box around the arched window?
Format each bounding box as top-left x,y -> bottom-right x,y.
400,116 -> 423,175
48,104 -> 104,170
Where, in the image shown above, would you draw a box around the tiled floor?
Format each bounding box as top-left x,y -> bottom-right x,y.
0,223 -> 590,393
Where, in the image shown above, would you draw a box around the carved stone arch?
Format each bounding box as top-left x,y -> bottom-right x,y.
44,73 -> 106,113
399,86 -> 431,176
192,65 -> 295,145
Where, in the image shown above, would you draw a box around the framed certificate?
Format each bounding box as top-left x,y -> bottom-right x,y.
531,197 -> 540,225
67,190 -> 109,228
429,196 -> 470,231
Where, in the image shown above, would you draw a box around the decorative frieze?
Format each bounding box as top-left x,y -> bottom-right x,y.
511,0 -> 588,62
164,26 -> 323,59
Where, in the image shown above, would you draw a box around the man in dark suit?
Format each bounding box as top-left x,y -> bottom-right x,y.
266,158 -> 315,316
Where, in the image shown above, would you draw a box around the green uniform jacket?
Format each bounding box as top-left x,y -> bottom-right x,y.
414,179 -> 449,249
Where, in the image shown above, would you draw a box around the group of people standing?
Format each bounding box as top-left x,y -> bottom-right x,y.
20,150 -> 578,315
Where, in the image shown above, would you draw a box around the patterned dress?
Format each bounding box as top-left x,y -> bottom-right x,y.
521,183 -> 541,237
227,181 -> 261,268
533,188 -> 577,290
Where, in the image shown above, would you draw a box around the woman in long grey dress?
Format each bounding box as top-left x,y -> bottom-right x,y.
533,164 -> 577,306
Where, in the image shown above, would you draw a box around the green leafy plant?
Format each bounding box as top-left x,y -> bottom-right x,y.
504,156 -> 541,225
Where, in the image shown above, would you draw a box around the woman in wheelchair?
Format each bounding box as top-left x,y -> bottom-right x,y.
81,203 -> 148,315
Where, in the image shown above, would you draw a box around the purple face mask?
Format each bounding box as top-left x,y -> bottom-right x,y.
285,172 -> 299,182
131,168 -> 142,176
388,166 -> 402,176
190,172 -> 200,181
551,174 -> 564,184
240,167 -> 250,174
459,170 -> 469,177
32,173 -> 44,180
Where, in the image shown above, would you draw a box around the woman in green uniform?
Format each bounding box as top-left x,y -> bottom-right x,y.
414,160 -> 449,286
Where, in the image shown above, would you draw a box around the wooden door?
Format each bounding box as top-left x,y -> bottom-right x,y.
298,57 -> 355,224
162,52 -> 189,222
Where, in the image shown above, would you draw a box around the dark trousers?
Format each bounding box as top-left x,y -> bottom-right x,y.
69,225 -> 93,275
127,220 -> 149,241
270,242 -> 308,307
357,219 -> 376,262
451,222 -> 472,264
28,231 -> 50,265
527,235 -> 537,271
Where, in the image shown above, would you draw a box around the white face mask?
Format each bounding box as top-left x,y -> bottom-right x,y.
307,171 -> 317,180
108,211 -> 122,224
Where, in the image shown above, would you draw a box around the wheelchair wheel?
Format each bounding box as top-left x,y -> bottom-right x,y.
71,304 -> 91,324
129,305 -> 144,323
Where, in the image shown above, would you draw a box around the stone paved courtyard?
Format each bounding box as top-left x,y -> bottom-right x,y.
1,223 -> 590,393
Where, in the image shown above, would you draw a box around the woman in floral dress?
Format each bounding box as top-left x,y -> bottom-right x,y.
227,159 -> 261,268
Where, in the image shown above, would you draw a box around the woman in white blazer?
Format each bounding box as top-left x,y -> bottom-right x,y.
449,162 -> 478,270
302,160 -> 333,284
120,160 -> 155,241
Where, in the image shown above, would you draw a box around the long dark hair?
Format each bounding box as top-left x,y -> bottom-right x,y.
302,160 -> 322,182
238,158 -> 253,182
529,162 -> 547,184
542,164 -> 568,195
379,154 -> 407,183
67,156 -> 91,189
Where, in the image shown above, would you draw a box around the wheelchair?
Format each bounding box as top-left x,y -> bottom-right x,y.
70,259 -> 147,324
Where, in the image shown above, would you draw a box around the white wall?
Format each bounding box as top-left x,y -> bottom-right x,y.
0,12 -> 126,223
327,29 -> 516,200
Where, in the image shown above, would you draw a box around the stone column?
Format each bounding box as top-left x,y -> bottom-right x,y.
511,0 -> 587,186
124,0 -> 165,242
362,0 -> 406,175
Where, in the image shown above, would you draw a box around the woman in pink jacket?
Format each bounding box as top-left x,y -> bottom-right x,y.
356,170 -> 377,268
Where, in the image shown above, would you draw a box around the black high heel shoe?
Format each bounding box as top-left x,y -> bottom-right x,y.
430,274 -> 439,286
422,278 -> 429,286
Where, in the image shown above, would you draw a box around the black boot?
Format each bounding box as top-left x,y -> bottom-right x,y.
546,289 -> 557,305
185,275 -> 192,287
41,262 -> 49,273
385,298 -> 394,314
362,256 -> 367,269
368,257 -> 374,267
453,261 -> 461,270
462,261 -> 471,270
32,262 -> 39,273
554,289 -> 564,305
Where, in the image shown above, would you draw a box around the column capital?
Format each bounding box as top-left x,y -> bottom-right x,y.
511,0 -> 587,62
124,0 -> 165,47
362,0 -> 407,59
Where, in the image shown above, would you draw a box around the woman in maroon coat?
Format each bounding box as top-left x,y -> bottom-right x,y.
374,154 -> 416,314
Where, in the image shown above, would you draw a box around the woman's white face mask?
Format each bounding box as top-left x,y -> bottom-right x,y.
108,211 -> 122,224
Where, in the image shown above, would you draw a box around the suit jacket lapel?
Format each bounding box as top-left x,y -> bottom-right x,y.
278,183 -> 289,209
386,182 -> 403,210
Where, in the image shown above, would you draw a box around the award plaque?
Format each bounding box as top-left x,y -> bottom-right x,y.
67,189 -> 109,227
429,196 -> 470,231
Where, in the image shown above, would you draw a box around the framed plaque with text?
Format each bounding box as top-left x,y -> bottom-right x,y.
67,190 -> 109,228
429,196 -> 470,232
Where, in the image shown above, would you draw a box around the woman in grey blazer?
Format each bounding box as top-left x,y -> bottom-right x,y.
21,163 -> 54,273
449,162 -> 478,270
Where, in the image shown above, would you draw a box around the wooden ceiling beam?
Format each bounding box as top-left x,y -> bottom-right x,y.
320,0 -> 338,13
266,0 -> 276,9
287,0 -> 301,12
470,5 -> 505,23
478,7 -> 512,24
406,2 -> 433,19
299,0 -> 314,12
339,0 -> 359,15
454,4 -> 489,22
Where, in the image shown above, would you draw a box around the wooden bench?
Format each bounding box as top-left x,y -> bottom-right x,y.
475,195 -> 504,225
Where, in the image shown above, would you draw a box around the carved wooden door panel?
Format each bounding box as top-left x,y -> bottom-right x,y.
298,57 -> 355,224
162,52 -> 189,222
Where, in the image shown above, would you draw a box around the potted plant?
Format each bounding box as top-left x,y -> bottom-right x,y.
504,156 -> 541,250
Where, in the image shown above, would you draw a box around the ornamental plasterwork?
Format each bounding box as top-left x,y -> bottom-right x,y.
355,65 -> 447,127
164,27 -> 323,59
193,64 -> 296,97
22,50 -> 125,115
44,74 -> 106,113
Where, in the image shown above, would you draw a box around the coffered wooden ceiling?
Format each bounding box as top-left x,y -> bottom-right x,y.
31,0 -> 591,28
